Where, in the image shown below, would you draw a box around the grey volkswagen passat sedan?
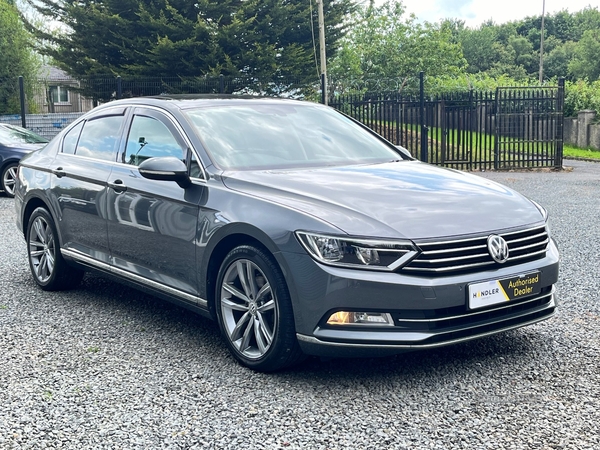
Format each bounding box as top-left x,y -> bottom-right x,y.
15,96 -> 559,371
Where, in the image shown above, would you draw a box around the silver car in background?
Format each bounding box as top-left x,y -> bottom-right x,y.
15,96 -> 559,371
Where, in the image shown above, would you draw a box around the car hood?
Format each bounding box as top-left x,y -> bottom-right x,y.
2,142 -> 46,152
221,161 -> 544,239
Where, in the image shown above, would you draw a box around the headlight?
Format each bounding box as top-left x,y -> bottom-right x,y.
530,200 -> 550,237
295,232 -> 418,271
530,200 -> 548,221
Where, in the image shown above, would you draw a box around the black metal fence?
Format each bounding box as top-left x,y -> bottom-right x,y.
1,73 -> 564,169
329,78 -> 565,170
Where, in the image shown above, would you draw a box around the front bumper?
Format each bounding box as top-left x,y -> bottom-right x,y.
281,239 -> 559,358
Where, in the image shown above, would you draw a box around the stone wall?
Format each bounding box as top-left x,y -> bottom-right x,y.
563,110 -> 600,150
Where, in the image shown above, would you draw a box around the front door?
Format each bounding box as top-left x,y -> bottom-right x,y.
106,108 -> 205,299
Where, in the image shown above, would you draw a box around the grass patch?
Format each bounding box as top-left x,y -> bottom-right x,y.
563,145 -> 600,160
371,121 -> 600,163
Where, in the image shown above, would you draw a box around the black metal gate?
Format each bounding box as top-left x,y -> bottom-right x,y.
329,79 -> 564,170
494,82 -> 564,169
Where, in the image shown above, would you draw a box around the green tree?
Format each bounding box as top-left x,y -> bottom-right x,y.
568,30 -> 600,81
329,1 -> 466,84
544,40 -> 576,79
458,25 -> 499,73
0,0 -> 39,114
25,0 -> 354,90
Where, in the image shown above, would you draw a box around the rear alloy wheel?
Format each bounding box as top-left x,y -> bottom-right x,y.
1,163 -> 18,198
27,207 -> 84,291
216,245 -> 304,371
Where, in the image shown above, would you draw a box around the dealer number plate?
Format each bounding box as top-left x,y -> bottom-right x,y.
468,272 -> 541,310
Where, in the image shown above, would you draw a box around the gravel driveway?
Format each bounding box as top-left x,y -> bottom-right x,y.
1,160 -> 598,449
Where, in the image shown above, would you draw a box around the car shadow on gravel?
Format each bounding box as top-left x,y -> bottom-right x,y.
289,329 -> 548,379
32,272 -> 551,381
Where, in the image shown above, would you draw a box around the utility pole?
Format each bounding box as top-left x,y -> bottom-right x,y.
317,0 -> 327,105
539,0 -> 546,84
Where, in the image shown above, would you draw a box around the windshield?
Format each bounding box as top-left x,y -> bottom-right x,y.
0,124 -> 49,145
184,102 -> 402,170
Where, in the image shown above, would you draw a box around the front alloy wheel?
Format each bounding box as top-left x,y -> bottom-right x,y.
1,163 -> 18,198
221,258 -> 276,359
216,245 -> 303,371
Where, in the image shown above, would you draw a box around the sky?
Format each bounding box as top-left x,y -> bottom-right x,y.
394,0 -> 599,27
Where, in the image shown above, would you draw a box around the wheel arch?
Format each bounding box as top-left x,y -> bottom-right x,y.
21,196 -> 58,240
202,225 -> 297,321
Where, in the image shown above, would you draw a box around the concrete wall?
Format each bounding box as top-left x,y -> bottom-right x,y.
563,110 -> 600,150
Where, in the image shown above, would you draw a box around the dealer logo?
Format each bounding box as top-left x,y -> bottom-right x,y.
487,235 -> 509,264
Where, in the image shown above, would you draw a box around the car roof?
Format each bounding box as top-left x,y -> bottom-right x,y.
94,95 -> 315,113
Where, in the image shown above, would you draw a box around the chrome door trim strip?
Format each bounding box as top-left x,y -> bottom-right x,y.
62,248 -> 207,307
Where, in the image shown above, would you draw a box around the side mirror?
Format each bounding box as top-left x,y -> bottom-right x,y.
138,156 -> 192,189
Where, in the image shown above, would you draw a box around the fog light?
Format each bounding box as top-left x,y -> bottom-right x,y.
326,311 -> 394,326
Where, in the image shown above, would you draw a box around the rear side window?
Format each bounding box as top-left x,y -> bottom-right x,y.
75,116 -> 123,161
62,121 -> 84,154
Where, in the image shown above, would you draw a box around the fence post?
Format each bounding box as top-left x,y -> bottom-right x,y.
555,77 -> 565,169
419,71 -> 428,163
116,76 -> 122,99
18,76 -> 27,128
219,74 -> 225,94
494,88 -> 500,170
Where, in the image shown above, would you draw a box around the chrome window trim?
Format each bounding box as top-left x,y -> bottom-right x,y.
126,104 -> 208,182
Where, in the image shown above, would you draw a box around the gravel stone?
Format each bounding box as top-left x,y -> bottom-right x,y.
0,159 -> 599,449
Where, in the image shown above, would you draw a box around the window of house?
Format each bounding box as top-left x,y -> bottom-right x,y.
49,86 -> 69,104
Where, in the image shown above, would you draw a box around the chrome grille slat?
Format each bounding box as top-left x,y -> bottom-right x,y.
403,260 -> 495,273
506,232 -> 547,244
412,252 -> 490,265
405,224 -> 549,276
507,249 -> 547,261
420,244 -> 488,255
509,238 -> 549,252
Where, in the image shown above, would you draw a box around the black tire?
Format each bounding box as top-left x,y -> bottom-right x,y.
26,207 -> 84,291
215,245 -> 304,372
1,163 -> 18,198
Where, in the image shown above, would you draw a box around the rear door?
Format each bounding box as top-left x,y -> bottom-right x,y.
106,107 -> 206,300
50,107 -> 127,264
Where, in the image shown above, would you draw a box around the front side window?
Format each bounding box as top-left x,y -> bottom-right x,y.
123,115 -> 185,166
75,116 -> 123,161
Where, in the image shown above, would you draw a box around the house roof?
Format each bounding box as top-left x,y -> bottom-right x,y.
40,65 -> 74,81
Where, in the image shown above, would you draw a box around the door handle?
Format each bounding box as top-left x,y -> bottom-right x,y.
52,167 -> 66,178
108,179 -> 127,193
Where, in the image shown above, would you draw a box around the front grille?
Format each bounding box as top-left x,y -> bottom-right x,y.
403,224 -> 549,276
